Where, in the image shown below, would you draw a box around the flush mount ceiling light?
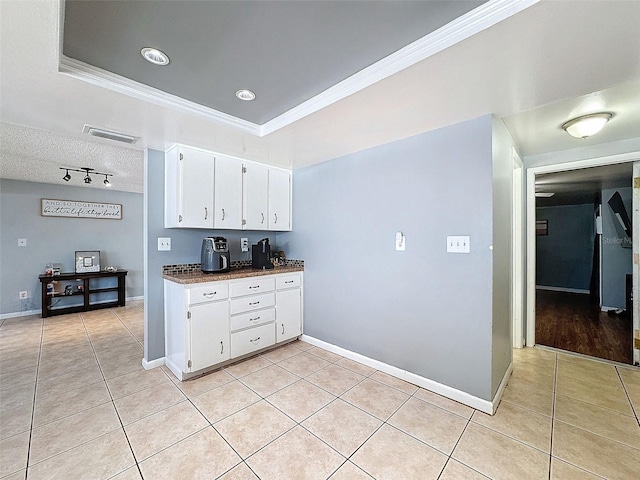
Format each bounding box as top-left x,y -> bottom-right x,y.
140,47 -> 170,66
59,167 -> 113,187
82,124 -> 137,144
235,89 -> 256,101
561,112 -> 613,139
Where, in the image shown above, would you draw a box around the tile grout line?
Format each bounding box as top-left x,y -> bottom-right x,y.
79,309 -> 145,480
614,365 -> 640,428
23,313 -> 45,479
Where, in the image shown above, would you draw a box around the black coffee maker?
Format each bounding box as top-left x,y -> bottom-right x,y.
252,238 -> 274,269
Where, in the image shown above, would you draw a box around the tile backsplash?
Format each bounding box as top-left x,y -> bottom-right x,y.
162,259 -> 303,275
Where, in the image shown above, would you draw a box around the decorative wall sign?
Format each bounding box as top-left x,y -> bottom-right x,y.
41,199 -> 122,219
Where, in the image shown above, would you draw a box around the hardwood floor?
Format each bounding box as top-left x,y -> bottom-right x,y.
535,289 -> 633,364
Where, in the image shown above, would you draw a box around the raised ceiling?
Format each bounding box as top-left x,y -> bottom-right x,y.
62,0 -> 485,126
1,0 -> 639,194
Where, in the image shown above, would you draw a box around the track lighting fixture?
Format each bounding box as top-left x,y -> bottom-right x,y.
59,166 -> 113,187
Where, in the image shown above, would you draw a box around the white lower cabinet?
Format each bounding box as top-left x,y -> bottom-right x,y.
164,271 -> 303,380
276,276 -> 302,343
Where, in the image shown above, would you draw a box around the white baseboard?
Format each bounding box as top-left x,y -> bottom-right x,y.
536,285 -> 590,294
142,357 -> 165,370
0,309 -> 40,320
492,362 -> 513,414
601,305 -> 624,312
1,296 -> 144,321
300,334 -> 502,415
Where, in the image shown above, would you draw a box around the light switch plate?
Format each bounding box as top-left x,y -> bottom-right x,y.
158,237 -> 171,251
447,235 -> 470,253
241,238 -> 249,252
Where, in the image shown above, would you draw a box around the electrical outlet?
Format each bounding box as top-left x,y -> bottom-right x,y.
158,237 -> 171,251
447,235 -> 471,253
241,238 -> 249,252
19,291 -> 28,300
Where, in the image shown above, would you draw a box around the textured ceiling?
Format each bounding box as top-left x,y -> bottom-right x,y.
62,0 -> 485,125
0,123 -> 144,193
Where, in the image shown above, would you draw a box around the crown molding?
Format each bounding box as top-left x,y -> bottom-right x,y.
57,0 -> 538,138
261,0 -> 539,135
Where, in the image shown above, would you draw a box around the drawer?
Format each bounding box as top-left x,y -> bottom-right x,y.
229,277 -> 275,298
188,283 -> 229,305
230,307 -> 275,332
230,323 -> 275,358
230,292 -> 275,315
276,274 -> 301,290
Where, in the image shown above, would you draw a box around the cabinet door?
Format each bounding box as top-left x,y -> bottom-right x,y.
243,163 -> 269,230
268,169 -> 291,231
276,288 -> 301,342
189,301 -> 230,372
180,147 -> 214,228
214,155 -> 243,229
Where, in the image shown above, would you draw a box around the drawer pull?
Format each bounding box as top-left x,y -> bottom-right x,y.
261,212 -> 265,224
281,323 -> 285,335
249,301 -> 260,306
249,285 -> 260,290
250,337 -> 261,344
250,316 -> 261,322
221,208 -> 226,221
220,341 -> 224,354
204,207 -> 208,220
203,292 -> 217,297
285,280 -> 294,284
274,213 -> 278,224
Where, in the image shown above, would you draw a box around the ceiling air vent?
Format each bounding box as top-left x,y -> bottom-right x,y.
82,125 -> 138,144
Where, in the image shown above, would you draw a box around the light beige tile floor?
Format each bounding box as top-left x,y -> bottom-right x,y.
1,303 -> 640,479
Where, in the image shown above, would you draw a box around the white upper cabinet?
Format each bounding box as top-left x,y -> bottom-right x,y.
214,155 -> 243,229
165,144 -> 291,231
165,145 -> 214,228
269,169 -> 291,231
243,163 -> 269,230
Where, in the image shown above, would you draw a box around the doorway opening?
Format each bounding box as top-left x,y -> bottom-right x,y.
525,153 -> 639,365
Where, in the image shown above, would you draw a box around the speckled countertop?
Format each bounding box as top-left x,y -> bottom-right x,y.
163,265 -> 304,284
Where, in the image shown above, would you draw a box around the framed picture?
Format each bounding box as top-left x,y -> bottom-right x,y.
75,251 -> 100,273
536,220 -> 548,236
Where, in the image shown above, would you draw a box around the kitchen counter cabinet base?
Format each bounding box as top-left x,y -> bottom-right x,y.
164,271 -> 303,381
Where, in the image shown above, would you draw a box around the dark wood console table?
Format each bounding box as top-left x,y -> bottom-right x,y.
39,270 -> 127,318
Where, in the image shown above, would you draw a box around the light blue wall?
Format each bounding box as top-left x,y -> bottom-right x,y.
601,187 -> 632,309
536,204 -> 594,291
144,149 -> 277,362
0,179 -> 143,315
278,116 -> 499,400
491,118 -> 515,397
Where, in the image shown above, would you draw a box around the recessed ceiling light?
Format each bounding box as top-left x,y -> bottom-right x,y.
562,112 -> 613,139
141,47 -> 169,66
236,89 -> 256,101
